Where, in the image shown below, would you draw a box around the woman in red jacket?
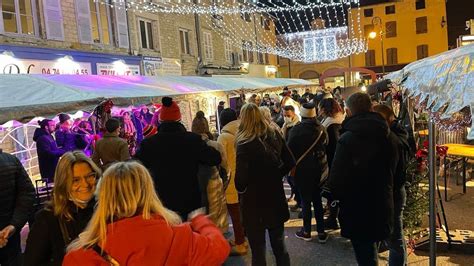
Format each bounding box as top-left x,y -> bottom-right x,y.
63,161 -> 230,266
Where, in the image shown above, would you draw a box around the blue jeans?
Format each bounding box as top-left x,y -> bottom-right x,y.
351,239 -> 378,266
386,186 -> 407,266
299,183 -> 325,234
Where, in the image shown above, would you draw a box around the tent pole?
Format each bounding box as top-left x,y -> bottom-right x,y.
428,118 -> 437,266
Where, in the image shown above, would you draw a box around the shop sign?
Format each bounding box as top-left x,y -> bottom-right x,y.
96,63 -> 141,76
143,57 -> 182,76
0,58 -> 91,75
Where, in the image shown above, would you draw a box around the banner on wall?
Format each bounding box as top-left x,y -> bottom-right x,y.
96,63 -> 141,76
142,57 -> 182,76
0,58 -> 91,75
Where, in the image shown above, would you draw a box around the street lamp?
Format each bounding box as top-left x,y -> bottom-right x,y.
369,16 -> 385,77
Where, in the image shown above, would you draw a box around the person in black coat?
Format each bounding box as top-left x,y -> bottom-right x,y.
24,151 -> 100,266
33,119 -> 66,182
374,104 -> 412,266
0,150 -> 35,265
287,103 -> 329,243
140,105 -> 154,125
235,103 -> 295,266
328,93 -> 397,266
319,98 -> 345,229
135,97 -> 221,221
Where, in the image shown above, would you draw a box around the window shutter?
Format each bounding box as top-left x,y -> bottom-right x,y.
43,0 -> 65,40
152,20 -> 160,52
75,0 -> 93,44
114,3 -> 129,48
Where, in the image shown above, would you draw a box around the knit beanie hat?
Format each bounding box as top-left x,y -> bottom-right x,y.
58,113 -> 71,124
159,97 -> 181,122
300,103 -> 316,118
143,124 -> 158,138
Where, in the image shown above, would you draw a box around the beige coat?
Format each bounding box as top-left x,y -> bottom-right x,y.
217,120 -> 240,204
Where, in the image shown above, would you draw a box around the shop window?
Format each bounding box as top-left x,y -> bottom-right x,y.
203,31 -> 214,61
385,21 -> 397,38
224,37 -> 232,63
417,44 -> 429,59
138,18 -> 153,49
89,0 -> 111,44
365,50 -> 376,67
179,29 -> 191,55
386,48 -> 398,65
364,8 -> 373,17
416,16 -> 428,34
385,5 -> 395,15
1,0 -> 37,35
416,0 -> 426,10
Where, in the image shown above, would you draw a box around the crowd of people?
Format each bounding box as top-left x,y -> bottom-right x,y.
0,87 -> 413,266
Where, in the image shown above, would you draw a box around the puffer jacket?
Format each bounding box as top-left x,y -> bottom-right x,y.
0,150 -> 35,231
217,120 -> 239,204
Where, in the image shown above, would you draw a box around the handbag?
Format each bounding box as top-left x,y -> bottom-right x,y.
289,130 -> 324,177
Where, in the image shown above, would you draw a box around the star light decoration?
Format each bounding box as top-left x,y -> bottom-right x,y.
96,0 -> 367,63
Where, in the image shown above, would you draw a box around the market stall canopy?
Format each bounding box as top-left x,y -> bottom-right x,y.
387,44 -> 474,139
0,74 -> 314,124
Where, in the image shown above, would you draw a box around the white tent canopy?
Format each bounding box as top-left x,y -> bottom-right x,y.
387,43 -> 474,138
0,75 -> 314,124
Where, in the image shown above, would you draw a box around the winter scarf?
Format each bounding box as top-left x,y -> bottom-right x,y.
321,112 -> 345,128
123,118 -> 136,135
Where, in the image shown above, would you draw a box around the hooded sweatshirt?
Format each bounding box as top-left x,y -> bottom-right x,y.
33,128 -> 65,181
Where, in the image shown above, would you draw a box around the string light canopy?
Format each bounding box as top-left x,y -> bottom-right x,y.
97,0 -> 367,63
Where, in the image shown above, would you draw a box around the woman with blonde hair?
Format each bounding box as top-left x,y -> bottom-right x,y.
63,161 -> 230,265
24,151 -> 101,266
235,103 -> 295,266
259,106 -> 282,135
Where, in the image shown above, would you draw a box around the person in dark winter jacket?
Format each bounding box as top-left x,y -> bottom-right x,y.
288,103 -> 329,243
33,119 -> 66,182
0,150 -> 35,265
374,104 -> 411,266
24,151 -> 100,266
318,98 -> 345,229
140,105 -> 154,125
135,97 -> 221,221
328,93 -> 396,266
55,114 -> 87,152
235,103 -> 295,266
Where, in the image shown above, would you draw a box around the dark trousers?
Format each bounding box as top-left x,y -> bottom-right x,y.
299,183 -> 324,234
351,239 -> 379,266
0,231 -> 21,266
386,186 -> 407,266
286,176 -> 301,207
227,203 -> 246,245
246,224 -> 290,266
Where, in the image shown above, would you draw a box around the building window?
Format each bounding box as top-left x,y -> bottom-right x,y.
224,38 -> 232,63
179,29 -> 191,55
416,0 -> 426,10
365,50 -> 376,66
242,40 -> 253,63
264,53 -> 269,64
1,0 -> 37,35
240,6 -> 251,22
90,0 -> 111,44
138,18 -> 153,49
386,48 -> 398,65
203,31 -> 214,61
364,24 -> 374,38
257,52 -> 264,64
417,44 -> 429,59
364,8 -> 373,17
416,17 -> 428,34
261,16 -> 271,30
385,5 -> 395,15
385,21 -> 397,38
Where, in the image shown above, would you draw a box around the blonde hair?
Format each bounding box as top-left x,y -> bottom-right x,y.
236,103 -> 274,145
258,106 -> 272,123
67,161 -> 181,251
50,151 -> 101,221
